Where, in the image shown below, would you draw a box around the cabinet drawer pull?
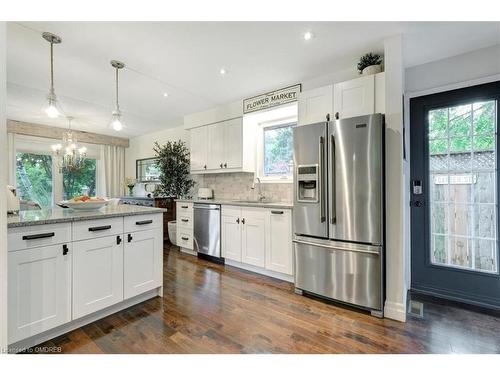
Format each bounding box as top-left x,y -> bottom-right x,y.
181,205 -> 189,209
271,210 -> 284,215
88,225 -> 112,232
181,236 -> 189,241
22,232 -> 55,240
136,220 -> 153,225
181,219 -> 189,222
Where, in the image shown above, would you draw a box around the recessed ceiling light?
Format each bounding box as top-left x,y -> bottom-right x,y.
163,92 -> 169,98
219,68 -> 227,75
303,31 -> 314,41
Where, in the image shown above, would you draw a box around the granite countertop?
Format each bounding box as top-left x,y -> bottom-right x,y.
7,205 -> 167,228
176,198 -> 293,209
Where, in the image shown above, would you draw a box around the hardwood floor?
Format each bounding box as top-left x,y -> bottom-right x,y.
33,246 -> 500,354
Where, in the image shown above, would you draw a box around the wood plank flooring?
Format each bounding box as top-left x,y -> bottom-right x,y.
33,246 -> 500,353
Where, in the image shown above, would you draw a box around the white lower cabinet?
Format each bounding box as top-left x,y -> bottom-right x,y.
265,209 -> 293,275
8,243 -> 72,344
124,228 -> 163,299
72,235 -> 124,319
221,205 -> 292,278
241,209 -> 266,267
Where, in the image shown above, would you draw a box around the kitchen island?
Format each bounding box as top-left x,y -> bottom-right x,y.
7,205 -> 165,351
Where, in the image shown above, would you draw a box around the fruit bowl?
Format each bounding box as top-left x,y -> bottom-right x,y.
60,196 -> 109,211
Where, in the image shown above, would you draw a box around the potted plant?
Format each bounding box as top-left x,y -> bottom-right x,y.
153,140 -> 195,198
357,53 -> 383,75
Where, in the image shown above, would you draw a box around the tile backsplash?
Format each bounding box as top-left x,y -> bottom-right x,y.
192,172 -> 293,203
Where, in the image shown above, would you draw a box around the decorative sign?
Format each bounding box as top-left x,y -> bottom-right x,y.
434,174 -> 477,185
243,84 -> 301,114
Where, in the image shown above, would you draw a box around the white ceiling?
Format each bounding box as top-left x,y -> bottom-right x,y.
7,21 -> 500,138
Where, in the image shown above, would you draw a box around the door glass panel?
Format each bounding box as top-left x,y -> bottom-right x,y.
428,100 -> 498,273
15,152 -> 53,208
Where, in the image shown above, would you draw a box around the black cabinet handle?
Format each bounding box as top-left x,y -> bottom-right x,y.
62,244 -> 69,256
236,218 -> 240,224
181,205 -> 188,209
224,163 -> 227,168
181,236 -> 189,241
220,163 -> 223,168
335,112 -> 340,120
204,165 -> 207,170
88,225 -> 112,232
117,235 -> 122,245
241,218 -> 245,224
271,210 -> 284,215
136,220 -> 153,225
127,233 -> 133,243
22,232 -> 55,240
181,219 -> 189,222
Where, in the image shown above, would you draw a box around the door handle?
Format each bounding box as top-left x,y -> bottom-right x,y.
116,235 -> 122,245
220,163 -> 223,168
62,244 -> 69,256
241,218 -> 245,224
88,225 -> 112,232
330,134 -> 336,225
318,135 -> 326,223
236,218 -> 240,224
181,218 -> 189,222
204,165 -> 207,170
271,210 -> 284,215
22,232 -> 55,240
127,233 -> 133,243
181,205 -> 189,209
411,200 -> 425,207
181,236 -> 189,241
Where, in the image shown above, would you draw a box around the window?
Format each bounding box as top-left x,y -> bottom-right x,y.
15,152 -> 53,208
263,124 -> 294,178
62,159 -> 97,200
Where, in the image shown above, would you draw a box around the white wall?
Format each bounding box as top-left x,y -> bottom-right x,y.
0,21 -> 8,352
125,125 -> 189,178
405,44 -> 500,94
383,35 -> 407,322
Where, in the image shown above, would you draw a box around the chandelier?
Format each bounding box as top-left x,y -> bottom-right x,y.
51,116 -> 87,172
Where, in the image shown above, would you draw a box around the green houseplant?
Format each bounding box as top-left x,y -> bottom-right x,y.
357,52 -> 383,75
153,140 -> 195,198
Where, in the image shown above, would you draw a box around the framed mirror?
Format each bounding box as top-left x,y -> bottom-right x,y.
136,157 -> 161,182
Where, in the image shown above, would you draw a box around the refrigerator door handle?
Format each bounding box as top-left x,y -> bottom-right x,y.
318,135 -> 326,223
330,133 -> 336,224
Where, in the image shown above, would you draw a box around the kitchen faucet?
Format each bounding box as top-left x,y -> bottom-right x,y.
251,177 -> 265,202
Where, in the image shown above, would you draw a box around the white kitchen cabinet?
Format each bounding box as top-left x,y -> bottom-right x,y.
223,118 -> 243,169
265,209 -> 293,275
221,208 -> 242,262
207,122 -> 225,169
8,243 -> 71,344
333,72 -> 385,119
189,117 -> 255,174
190,125 -> 208,172
298,85 -> 333,126
124,228 -> 163,299
176,201 -> 194,253
72,235 -> 124,319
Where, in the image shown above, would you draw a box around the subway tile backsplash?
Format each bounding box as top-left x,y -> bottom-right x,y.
190,172 -> 293,203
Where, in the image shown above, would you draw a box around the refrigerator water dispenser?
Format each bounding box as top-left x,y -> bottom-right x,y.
297,164 -> 319,202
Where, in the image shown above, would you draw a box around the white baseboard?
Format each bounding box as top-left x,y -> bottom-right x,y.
384,300 -> 407,322
225,259 -> 294,282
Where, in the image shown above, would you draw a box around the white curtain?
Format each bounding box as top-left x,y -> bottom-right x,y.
97,144 -> 125,198
7,132 -> 16,186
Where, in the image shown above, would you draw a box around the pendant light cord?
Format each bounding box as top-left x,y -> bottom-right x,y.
50,42 -> 54,93
115,67 -> 120,111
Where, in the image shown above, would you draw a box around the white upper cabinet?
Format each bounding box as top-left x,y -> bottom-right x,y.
8,243 -> 71,344
190,126 -> 208,172
333,72 -> 385,119
298,85 -> 334,126
265,209 -> 293,275
189,117 -> 254,174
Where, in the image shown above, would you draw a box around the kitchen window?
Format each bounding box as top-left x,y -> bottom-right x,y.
262,123 -> 294,179
15,152 -> 54,208
62,159 -> 97,200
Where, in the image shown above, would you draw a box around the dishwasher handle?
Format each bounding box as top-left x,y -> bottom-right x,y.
193,205 -> 220,210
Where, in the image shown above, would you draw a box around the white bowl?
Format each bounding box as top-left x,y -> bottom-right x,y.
62,200 -> 109,211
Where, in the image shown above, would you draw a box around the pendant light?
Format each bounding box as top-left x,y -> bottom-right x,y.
42,32 -> 62,119
110,60 -> 125,131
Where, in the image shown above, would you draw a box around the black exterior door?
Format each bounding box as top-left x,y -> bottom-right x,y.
410,81 -> 500,309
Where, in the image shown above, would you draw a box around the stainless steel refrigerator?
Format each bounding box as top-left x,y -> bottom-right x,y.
293,113 -> 384,316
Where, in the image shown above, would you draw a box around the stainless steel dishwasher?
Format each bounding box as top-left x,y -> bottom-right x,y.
193,203 -> 222,262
